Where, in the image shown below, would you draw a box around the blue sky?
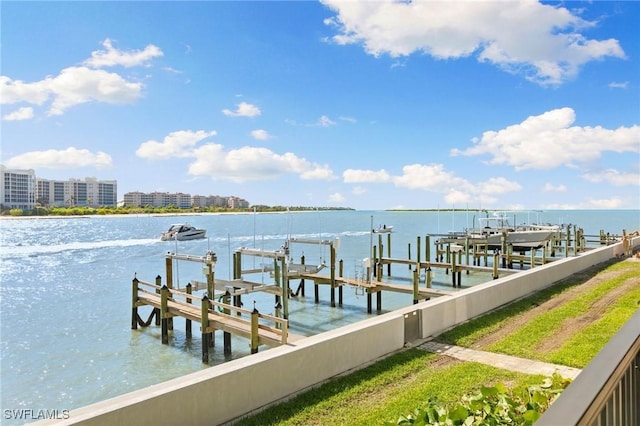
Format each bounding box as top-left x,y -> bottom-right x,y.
1,1 -> 639,211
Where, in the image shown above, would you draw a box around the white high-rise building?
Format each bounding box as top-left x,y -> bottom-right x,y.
0,165 -> 36,210
37,177 -> 117,207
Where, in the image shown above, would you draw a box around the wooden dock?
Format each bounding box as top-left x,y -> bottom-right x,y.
131,251 -> 304,363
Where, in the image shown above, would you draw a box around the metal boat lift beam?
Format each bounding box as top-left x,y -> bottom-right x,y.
236,247 -> 286,259
288,237 -> 334,246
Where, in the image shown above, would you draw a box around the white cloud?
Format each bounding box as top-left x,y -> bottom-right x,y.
451,108 -> 640,170
48,67 -> 143,115
84,39 -> 163,68
352,186 -> 367,196
316,115 -> 336,127
328,192 -> 346,203
608,81 -> 628,89
321,0 -> 625,85
586,197 -> 624,209
392,163 -> 471,192
343,168 -> 391,183
0,76 -> 50,105
222,102 -> 261,117
136,130 -> 216,159
339,116 -> 357,123
3,107 -> 34,121
4,147 -> 112,169
251,129 -> 271,140
1,67 -> 143,116
347,163 -> 522,206
188,145 -> 335,183
1,40 -> 160,116
582,169 -> 640,186
543,183 -> 568,192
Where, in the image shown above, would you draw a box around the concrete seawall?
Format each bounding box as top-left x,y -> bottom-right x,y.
37,236 -> 639,426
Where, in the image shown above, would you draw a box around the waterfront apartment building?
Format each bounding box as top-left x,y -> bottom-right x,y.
123,191 -> 192,209
0,165 -> 36,210
123,191 -> 250,209
36,177 -> 118,207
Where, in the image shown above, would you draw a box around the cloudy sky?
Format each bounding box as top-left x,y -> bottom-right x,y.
1,1 -> 639,210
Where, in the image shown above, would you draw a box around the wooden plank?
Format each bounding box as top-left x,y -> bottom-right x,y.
135,291 -> 302,347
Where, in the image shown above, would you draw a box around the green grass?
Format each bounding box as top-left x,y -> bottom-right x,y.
234,259 -> 639,425
234,349 -> 543,426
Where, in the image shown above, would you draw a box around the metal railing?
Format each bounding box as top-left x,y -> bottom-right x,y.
537,309 -> 640,425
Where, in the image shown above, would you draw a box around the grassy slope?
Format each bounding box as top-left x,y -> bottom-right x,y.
234,259 -> 640,425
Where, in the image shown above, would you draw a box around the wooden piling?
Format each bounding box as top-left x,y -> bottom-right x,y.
425,235 -> 431,263
154,275 -> 161,325
160,285 -> 169,344
412,268 -> 419,304
201,295 -> 210,363
131,277 -> 139,330
223,290 -> 231,356
186,283 -> 192,339
250,305 -> 259,354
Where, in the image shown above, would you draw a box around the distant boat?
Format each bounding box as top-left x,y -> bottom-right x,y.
438,213 -> 558,252
160,223 -> 206,241
372,224 -> 393,234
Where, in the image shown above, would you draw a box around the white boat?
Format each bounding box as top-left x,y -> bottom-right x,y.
372,224 -> 393,233
160,224 -> 206,241
439,213 -> 558,251
472,214 -> 556,251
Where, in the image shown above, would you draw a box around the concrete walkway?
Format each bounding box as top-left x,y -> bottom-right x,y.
418,340 -> 582,380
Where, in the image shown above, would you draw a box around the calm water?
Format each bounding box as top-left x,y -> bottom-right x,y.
1,209 -> 637,423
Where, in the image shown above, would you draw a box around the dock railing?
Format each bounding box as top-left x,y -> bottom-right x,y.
132,277 -> 291,360
537,309 -> 640,426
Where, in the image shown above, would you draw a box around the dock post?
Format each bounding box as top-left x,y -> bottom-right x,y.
457,251 -> 462,287
445,245 -> 450,275
417,236 -> 421,269
386,233 -> 391,276
250,303 -> 259,354
281,255 -> 289,319
329,244 -> 336,308
186,283 -> 192,339
299,255 -> 306,297
223,290 -> 231,356
201,295 -> 210,363
367,291 -> 372,314
425,265 -> 432,289
131,277 -> 139,330
154,275 -> 162,325
464,237 -> 470,274
407,242 -> 411,271
492,254 -> 499,279
412,268 -> 419,304
565,225 -> 571,258
160,285 -> 169,344
451,252 -> 457,287
275,302 -> 282,330
377,290 -> 382,312
425,235 -> 431,262
164,258 -> 174,331
501,232 -> 507,268
338,259 -> 343,306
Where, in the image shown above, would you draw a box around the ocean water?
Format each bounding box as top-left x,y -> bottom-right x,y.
1,209 -> 637,423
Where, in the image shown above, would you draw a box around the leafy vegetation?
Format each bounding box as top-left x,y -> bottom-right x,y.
388,374 -> 571,426
0,205 -> 354,217
234,351 -> 546,426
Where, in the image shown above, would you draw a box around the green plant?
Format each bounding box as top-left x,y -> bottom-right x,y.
388,374 -> 571,425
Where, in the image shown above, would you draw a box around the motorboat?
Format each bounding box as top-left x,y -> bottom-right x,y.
373,224 -> 393,234
160,224 -> 206,241
437,213 -> 558,252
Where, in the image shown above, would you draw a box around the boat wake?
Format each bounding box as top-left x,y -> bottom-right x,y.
0,238 -> 161,258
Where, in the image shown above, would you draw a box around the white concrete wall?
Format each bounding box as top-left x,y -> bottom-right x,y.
36,237 -> 639,426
